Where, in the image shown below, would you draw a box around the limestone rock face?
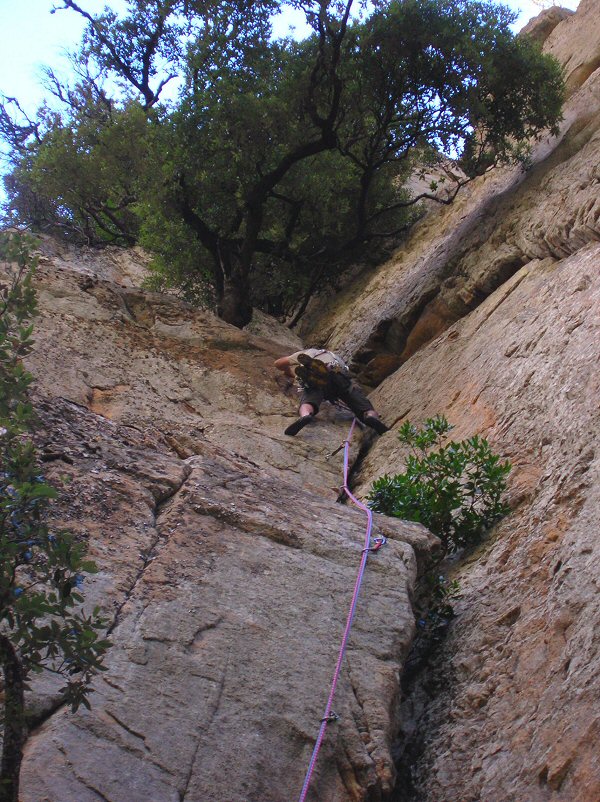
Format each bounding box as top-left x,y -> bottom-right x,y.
353,245 -> 600,801
23,256 -> 358,496
1,245 -> 437,802
36,236 -> 152,287
293,3 -> 600,799
22,399 -> 433,802
520,6 -> 574,47
544,0 -> 600,94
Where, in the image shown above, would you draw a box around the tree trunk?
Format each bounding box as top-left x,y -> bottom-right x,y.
214,244 -> 254,328
217,275 -> 253,328
0,636 -> 25,802
288,263 -> 325,329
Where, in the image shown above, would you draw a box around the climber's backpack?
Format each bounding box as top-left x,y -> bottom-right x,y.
294,352 -> 348,390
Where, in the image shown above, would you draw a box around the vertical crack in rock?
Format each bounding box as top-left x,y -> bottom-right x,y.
389,624 -> 455,802
24,463 -> 193,746
179,657 -> 229,802
106,465 -> 192,637
345,662 -> 376,801
347,658 -> 369,739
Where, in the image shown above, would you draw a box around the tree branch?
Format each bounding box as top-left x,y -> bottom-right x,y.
54,0 -> 177,108
0,96 -> 41,156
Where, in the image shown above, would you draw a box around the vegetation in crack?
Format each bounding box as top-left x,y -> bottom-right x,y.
0,0 -> 564,328
368,411 -> 511,650
0,232 -> 111,802
368,415 -> 512,553
366,415 -> 511,799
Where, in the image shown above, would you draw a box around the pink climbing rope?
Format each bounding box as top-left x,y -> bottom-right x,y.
297,418 -> 379,802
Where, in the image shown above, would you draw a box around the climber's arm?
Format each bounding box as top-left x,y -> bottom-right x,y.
274,356 -> 295,379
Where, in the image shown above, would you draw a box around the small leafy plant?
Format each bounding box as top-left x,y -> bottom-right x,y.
368,416 -> 511,652
0,233 -> 110,802
368,415 -> 511,554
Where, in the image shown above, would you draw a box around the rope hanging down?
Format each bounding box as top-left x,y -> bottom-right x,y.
297,418 -> 386,802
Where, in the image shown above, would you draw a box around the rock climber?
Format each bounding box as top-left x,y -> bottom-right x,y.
274,347 -> 389,437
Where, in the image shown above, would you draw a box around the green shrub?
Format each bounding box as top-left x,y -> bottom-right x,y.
367,415 -> 511,554
0,233 -> 110,802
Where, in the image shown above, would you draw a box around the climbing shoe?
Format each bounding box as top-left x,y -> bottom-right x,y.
363,416 -> 389,435
284,414 -> 314,436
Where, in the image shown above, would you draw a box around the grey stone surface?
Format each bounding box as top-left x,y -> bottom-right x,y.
0,250 -> 435,801
19,401 -> 434,802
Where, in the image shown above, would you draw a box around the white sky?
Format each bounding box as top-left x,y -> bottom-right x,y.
0,0 -> 580,116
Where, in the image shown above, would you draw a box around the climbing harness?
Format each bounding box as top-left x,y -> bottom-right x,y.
296,418 -> 386,802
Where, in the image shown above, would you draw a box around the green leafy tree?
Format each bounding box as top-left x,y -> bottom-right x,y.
1,0 -> 564,326
0,233 -> 110,802
3,100 -> 148,246
367,415 -> 512,553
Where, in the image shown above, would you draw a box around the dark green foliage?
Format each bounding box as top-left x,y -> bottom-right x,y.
369,415 -> 511,673
1,1 -> 564,326
0,233 -> 110,802
3,100 -> 148,245
367,415 -> 511,553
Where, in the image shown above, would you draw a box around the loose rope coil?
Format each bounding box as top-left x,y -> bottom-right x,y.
297,418 -> 384,802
